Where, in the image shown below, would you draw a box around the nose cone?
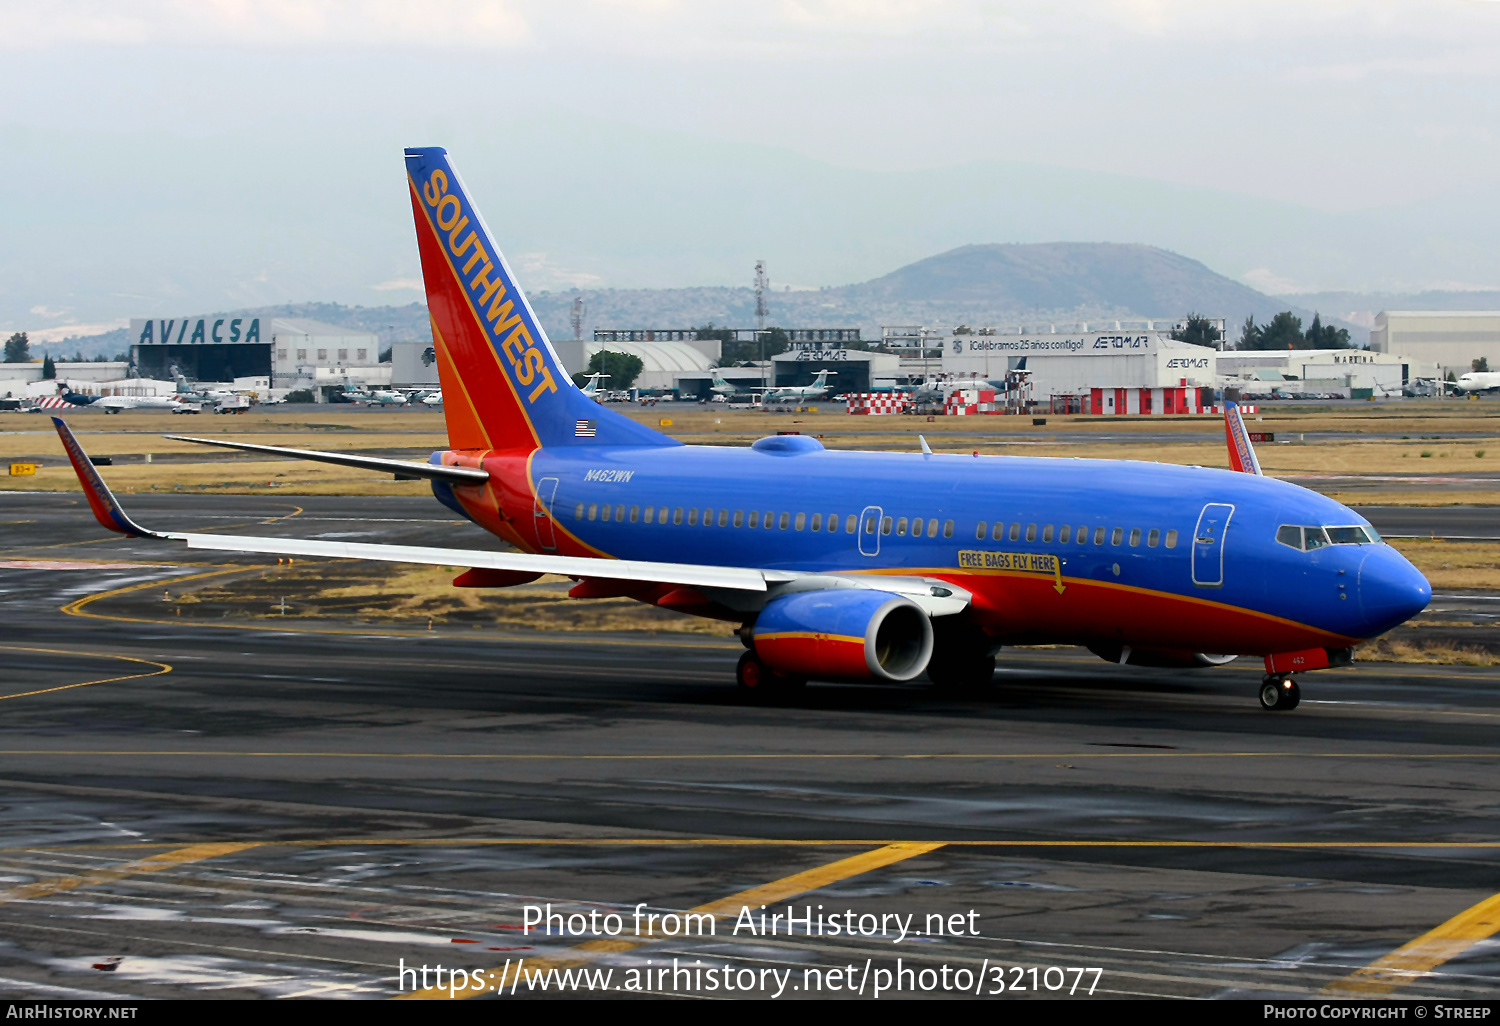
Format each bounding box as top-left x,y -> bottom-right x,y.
1357,546 -> 1431,636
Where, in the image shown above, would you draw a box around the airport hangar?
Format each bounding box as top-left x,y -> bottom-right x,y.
567,322 -> 1230,401
129,316 -> 390,400
1371,311 -> 1500,376
571,321 -> 1442,402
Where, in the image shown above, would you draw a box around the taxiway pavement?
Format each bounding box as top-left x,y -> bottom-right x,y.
1,492 -> 1499,1000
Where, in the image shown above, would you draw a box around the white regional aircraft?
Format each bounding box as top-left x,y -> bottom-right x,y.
765,369 -> 836,403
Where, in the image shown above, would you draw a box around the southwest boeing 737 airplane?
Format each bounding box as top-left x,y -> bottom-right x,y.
51,146 -> 1431,711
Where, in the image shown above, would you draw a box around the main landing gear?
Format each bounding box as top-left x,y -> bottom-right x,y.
1259,675 -> 1301,711
736,651 -> 806,697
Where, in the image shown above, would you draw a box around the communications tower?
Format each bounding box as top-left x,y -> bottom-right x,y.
754,261 -> 769,331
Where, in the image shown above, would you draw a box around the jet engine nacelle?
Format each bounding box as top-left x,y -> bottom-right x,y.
1087,643 -> 1238,669
752,590 -> 933,681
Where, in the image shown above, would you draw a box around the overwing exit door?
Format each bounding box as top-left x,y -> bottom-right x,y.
858,505 -> 883,557
1191,502 -> 1234,587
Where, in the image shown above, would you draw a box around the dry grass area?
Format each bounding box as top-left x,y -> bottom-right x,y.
1356,637 -> 1500,666
5,404 -> 1500,500
1386,539 -> 1500,590
171,561 -> 735,635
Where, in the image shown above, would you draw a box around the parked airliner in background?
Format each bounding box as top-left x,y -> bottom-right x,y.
52,146 -> 1430,711
61,390 -> 183,414
765,369 -> 836,404
1453,371 -> 1500,394
711,372 -> 758,398
579,373 -> 609,401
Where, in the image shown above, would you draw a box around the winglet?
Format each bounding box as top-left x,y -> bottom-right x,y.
50,417 -> 166,538
918,434 -> 933,456
1223,401 -> 1263,476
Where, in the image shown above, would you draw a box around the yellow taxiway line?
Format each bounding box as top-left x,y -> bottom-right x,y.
0,842 -> 261,904
1326,891 -> 1500,995
0,646 -> 171,701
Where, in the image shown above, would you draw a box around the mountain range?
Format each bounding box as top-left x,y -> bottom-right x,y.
39,242 -> 1497,360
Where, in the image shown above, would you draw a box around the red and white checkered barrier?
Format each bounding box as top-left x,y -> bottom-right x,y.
1088,387 -> 1248,415
846,393 -> 911,415
945,388 -> 1000,416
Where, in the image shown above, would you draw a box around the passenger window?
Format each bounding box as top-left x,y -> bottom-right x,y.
847,514 -> 859,534
1111,528 -> 1123,545
1276,525 -> 1301,549
588,503 -> 598,521
994,522 -> 1005,539
1147,529 -> 1159,548
779,512 -> 790,530
644,506 -> 655,524
864,517 -> 875,534
1042,525 -> 1054,543
896,517 -> 909,536
1093,527 -> 1105,545
688,508 -> 698,526
942,520 -> 953,538
734,510 -> 744,527
811,513 -> 822,532
630,506 -> 639,523
1129,528 -> 1140,547
658,507 -> 668,523
673,507 -> 683,525
575,503 -> 585,520
1077,525 -> 1088,544
1165,529 -> 1177,548
1009,523 -> 1021,542
882,516 -> 893,535
1304,526 -> 1329,550
749,510 -> 760,528
912,517 -> 924,536
616,505 -> 625,522
976,522 -> 988,540
765,511 -> 775,529
715,509 -> 726,527
829,512 -> 839,530
1025,524 -> 1037,542
1060,525 -> 1072,543
603,506 -> 614,523
795,512 -> 806,531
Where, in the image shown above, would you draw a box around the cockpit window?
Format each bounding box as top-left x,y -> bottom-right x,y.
1276,524 -> 1378,551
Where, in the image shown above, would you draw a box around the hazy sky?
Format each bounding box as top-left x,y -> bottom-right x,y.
4,1 -> 1499,334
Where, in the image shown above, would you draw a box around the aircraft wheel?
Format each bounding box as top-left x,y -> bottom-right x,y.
736,651 -> 805,696
1259,676 -> 1300,711
736,651 -> 765,691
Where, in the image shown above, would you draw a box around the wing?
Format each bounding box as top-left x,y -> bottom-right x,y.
49,418 -> 971,615
164,433 -> 489,484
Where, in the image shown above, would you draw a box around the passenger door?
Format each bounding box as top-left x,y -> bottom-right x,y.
1191,502 -> 1234,587
533,477 -> 560,552
859,505 -> 883,557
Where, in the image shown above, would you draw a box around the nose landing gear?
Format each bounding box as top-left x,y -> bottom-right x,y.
1259,675 -> 1301,711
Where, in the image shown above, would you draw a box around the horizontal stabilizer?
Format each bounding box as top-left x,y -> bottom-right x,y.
164,435 -> 489,484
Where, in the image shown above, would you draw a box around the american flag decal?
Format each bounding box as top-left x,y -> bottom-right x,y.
575,420 -> 597,438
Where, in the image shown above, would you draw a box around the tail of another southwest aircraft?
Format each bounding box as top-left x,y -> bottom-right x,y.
404,147 -> 675,453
